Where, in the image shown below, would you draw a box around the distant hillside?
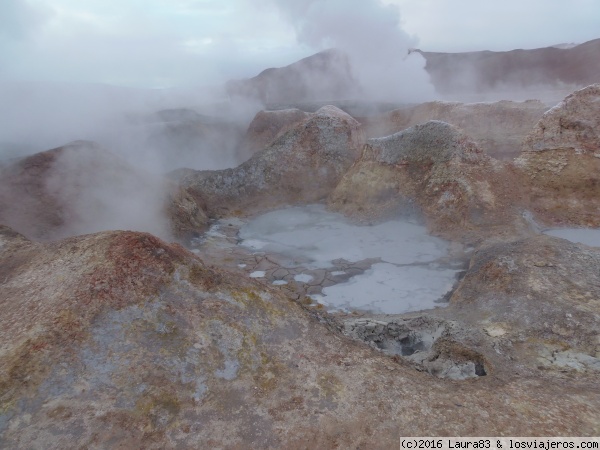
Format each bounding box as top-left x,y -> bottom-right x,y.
415,38 -> 600,94
227,39 -> 600,104
225,49 -> 360,104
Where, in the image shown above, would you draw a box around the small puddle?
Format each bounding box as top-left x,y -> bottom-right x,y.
544,228 -> 600,247
238,205 -> 465,314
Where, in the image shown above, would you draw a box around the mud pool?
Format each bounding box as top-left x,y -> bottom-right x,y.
237,205 -> 464,314
544,228 -> 600,247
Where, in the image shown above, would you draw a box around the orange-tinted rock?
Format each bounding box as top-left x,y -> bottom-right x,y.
515,84 -> 600,226
239,108 -> 310,160
1,226 -> 600,447
173,106 -> 365,218
362,99 -> 548,160
329,121 -> 526,242
448,235 -> 600,372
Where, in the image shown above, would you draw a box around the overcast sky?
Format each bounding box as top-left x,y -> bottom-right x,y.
2,0 -> 599,88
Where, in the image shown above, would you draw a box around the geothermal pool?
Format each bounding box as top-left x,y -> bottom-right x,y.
238,205 -> 462,314
544,228 -> 600,247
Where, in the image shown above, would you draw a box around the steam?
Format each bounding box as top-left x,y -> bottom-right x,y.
0,76 -> 267,242
0,81 -> 250,172
46,143 -> 172,239
0,141 -> 177,241
0,37 -> 263,243
271,0 -> 436,102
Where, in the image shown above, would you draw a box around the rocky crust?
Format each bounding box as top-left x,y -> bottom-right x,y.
361,100 -> 548,159
1,227 -> 600,448
416,38 -> 600,96
447,235 -> 600,372
239,108 -> 310,160
328,121 -> 526,242
167,187 -> 210,241
515,84 -> 600,226
172,106 -> 365,218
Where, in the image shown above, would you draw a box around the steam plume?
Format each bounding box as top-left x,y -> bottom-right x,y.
271,0 -> 436,102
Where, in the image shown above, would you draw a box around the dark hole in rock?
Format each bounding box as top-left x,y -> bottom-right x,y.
438,269 -> 468,304
373,332 -> 428,356
398,334 -> 429,356
344,317 -> 488,380
475,362 -> 487,376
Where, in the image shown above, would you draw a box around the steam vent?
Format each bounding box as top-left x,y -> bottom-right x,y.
1,2 -> 600,446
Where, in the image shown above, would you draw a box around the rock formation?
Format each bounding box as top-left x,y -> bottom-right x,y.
361,99 -> 549,159
515,83 -> 600,226
1,226 -> 599,448
447,235 -> 600,372
224,39 -> 600,106
328,121 -> 525,241
0,140 -> 207,241
239,108 -> 311,161
415,38 -> 600,97
172,106 -> 365,218
167,187 -> 210,241
225,49 -> 359,105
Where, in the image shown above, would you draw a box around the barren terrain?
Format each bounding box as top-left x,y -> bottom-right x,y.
1,41 -> 600,447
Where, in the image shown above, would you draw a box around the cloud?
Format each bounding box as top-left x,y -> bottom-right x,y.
0,0 -> 52,76
0,0 -> 49,42
2,0 -> 302,87
1,0 -> 599,88
388,0 -> 600,52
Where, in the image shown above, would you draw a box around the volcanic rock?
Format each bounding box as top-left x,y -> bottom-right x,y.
172,106 -> 365,218
239,108 -> 310,160
415,38 -> 600,97
167,187 -> 209,241
225,49 -> 359,104
328,121 -> 525,241
1,226 -> 600,447
362,99 -> 549,159
226,38 -> 600,106
447,234 -> 600,372
515,84 -> 600,226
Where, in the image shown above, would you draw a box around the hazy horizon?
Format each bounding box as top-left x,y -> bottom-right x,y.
1,0 -> 598,171
2,0 -> 599,89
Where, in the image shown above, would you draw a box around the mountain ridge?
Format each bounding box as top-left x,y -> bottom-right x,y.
227,38 -> 600,103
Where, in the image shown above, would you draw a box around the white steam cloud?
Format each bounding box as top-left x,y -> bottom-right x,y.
271,0 -> 436,102
0,83 -> 250,243
45,143 -> 173,240
0,81 -> 250,172
0,0 -> 437,245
